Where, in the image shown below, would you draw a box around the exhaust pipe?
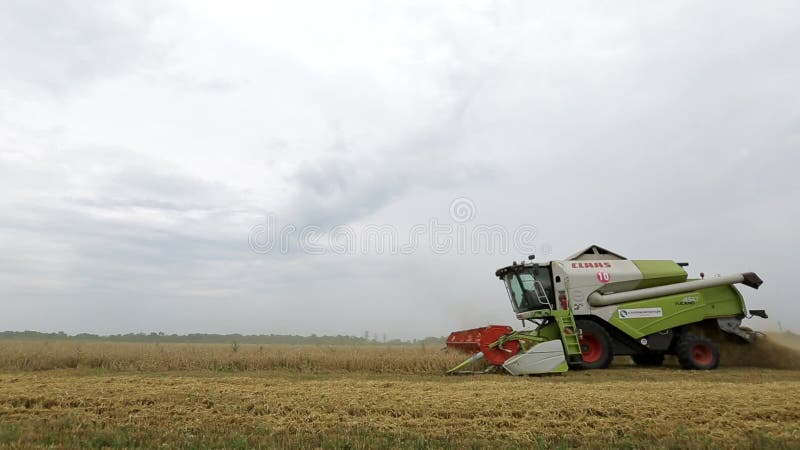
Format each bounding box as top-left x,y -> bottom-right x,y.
588,272 -> 762,307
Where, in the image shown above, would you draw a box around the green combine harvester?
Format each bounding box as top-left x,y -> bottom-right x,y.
446,245 -> 767,374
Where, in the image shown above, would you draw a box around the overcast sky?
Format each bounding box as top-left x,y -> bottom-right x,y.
1,1 -> 798,338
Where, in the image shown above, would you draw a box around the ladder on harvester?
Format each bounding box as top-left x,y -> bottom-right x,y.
551,310 -> 583,358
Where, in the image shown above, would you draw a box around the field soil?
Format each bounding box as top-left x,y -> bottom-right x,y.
0,339 -> 799,449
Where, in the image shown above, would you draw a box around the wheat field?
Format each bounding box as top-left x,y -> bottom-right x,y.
1,339 -> 799,449
0,340 -> 466,374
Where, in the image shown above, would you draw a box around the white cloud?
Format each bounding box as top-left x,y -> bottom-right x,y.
0,1 -> 798,336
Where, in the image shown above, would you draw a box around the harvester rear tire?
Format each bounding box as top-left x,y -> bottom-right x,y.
676,333 -> 720,370
632,353 -> 665,366
575,320 -> 613,370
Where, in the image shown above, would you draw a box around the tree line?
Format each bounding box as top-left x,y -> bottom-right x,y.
0,330 -> 446,346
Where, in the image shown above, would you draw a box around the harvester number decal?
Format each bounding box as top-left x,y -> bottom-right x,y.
596,270 -> 611,283
676,296 -> 698,305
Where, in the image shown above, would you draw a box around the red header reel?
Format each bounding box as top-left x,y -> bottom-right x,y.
446,325 -> 521,365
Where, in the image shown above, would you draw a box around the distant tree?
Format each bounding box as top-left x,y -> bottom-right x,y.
0,330 -> 446,346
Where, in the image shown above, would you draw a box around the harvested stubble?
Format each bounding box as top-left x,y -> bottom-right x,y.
0,368 -> 799,448
0,341 -> 465,374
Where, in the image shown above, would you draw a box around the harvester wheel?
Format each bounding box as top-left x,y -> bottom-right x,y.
575,320 -> 613,369
676,333 -> 720,370
632,353 -> 665,366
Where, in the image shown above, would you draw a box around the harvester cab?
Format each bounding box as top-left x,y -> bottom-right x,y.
499,262 -> 556,313
446,245 -> 766,375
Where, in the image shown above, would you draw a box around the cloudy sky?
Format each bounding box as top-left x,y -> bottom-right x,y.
1,1 -> 798,338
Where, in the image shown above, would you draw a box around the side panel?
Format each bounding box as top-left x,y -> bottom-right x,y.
631,260 -> 688,288
555,260 -> 643,315
605,284 -> 748,339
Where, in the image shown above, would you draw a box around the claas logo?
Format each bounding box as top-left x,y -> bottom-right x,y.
571,262 -> 612,268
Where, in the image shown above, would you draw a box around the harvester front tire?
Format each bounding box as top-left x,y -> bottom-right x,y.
576,320 -> 613,370
632,353 -> 665,366
676,333 -> 720,370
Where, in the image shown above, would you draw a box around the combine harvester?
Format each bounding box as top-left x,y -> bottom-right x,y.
447,245 -> 767,375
